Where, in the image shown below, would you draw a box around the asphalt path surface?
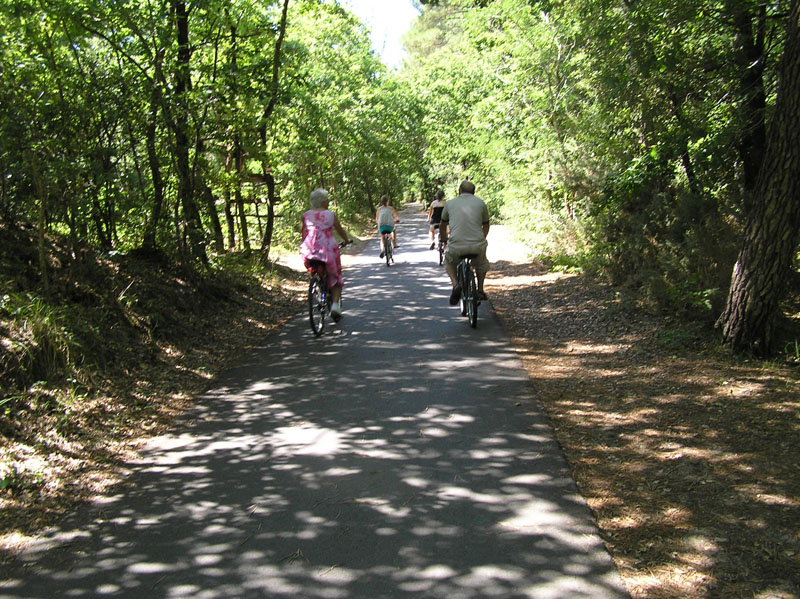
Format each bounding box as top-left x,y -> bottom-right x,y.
1,206 -> 629,598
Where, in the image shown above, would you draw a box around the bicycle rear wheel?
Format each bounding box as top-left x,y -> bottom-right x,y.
466,265 -> 478,328
308,276 -> 326,336
438,241 -> 444,265
458,261 -> 468,316
385,235 -> 393,266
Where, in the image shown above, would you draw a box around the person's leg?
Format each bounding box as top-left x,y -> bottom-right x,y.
444,250 -> 462,304
445,263 -> 458,287
327,256 -> 344,317
379,230 -> 386,257
476,247 -> 489,297
392,229 -> 397,248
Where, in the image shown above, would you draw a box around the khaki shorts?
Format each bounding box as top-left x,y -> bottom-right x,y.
444,241 -> 490,277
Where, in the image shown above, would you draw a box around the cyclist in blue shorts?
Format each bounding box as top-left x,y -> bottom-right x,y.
376,194 -> 400,258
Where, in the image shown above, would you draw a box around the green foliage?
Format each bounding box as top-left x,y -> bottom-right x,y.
1,0 -> 797,331
785,339 -> 800,365
0,293 -> 77,386
401,0 -> 794,320
0,0 -> 429,264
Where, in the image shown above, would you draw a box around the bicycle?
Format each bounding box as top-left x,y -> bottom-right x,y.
307,241 -> 348,336
430,223 -> 445,265
456,254 -> 480,328
381,230 -> 394,266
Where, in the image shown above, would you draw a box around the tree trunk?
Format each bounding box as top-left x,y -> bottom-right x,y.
235,186 -> 250,251
256,0 -> 290,263
717,0 -> 800,354
173,0 -> 207,263
143,90 -> 165,252
727,1 -> 768,198
223,188 -> 236,250
259,168 -> 276,262
199,178 -> 224,253
28,151 -> 49,296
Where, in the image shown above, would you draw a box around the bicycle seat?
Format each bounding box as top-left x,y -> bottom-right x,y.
305,259 -> 326,275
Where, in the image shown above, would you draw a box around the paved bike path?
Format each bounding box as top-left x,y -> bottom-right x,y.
1,206 -> 628,598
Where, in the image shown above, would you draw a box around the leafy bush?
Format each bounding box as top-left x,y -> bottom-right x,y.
0,293 -> 77,387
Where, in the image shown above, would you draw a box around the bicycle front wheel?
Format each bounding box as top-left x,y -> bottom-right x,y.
308,276 -> 326,336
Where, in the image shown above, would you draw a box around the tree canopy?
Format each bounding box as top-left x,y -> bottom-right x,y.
1,0 -> 797,353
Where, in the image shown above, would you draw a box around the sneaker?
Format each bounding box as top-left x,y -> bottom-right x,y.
379,251 -> 384,258
331,302 -> 342,322
429,242 -> 435,250
449,285 -> 462,305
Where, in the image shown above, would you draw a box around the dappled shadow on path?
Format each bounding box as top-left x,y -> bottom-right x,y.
0,210 -> 627,598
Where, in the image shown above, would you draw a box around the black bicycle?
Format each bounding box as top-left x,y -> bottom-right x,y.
307,242 -> 348,336
438,235 -> 446,266
456,254 -> 480,328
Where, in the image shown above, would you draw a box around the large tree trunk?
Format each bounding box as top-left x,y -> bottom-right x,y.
717,0 -> 800,354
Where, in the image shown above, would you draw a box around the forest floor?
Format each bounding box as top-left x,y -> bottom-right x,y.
484,236 -> 800,599
1,219 -> 799,599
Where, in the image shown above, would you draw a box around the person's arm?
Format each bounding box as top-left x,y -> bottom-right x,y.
301,217 -> 308,242
392,207 -> 400,222
482,222 -> 490,238
439,205 -> 449,242
333,214 -> 349,244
